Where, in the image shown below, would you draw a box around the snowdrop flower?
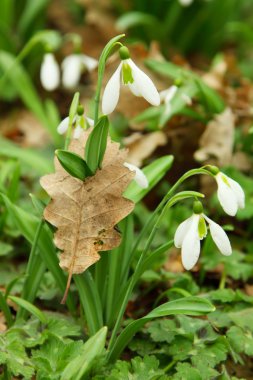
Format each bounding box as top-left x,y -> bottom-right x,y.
160,85 -> 178,104
57,107 -> 94,139
174,201 -> 232,270
211,169 -> 245,216
124,162 -> 148,189
62,54 -> 98,89
102,46 -> 160,115
178,0 -> 194,6
159,84 -> 192,118
40,53 -> 60,91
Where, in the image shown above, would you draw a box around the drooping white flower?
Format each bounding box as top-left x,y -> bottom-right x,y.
62,54 -> 98,89
178,0 -> 194,6
57,115 -> 94,139
215,172 -> 245,216
123,162 -> 149,189
40,53 -> 60,91
102,47 -> 160,115
174,211 -> 232,270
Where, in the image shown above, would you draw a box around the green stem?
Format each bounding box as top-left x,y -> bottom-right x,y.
108,168 -> 212,351
219,268 -> 227,290
163,359 -> 177,373
93,34 -> 125,124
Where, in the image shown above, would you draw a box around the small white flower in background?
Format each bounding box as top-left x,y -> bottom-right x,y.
57,114 -> 94,139
214,171 -> 245,216
174,201 -> 232,270
160,85 -> 192,117
160,85 -> 178,104
123,162 -> 149,189
102,46 -> 160,115
178,0 -> 194,6
62,54 -> 98,89
40,53 -> 60,91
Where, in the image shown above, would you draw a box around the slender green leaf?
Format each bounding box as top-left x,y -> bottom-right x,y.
108,296 -> 215,362
9,295 -> 47,324
0,136 -> 52,175
18,0 -> 50,35
74,272 -> 103,335
17,219 -> 46,320
56,150 -> 92,180
116,11 -> 159,31
0,194 -> 75,313
124,155 -> 174,203
61,327 -> 107,380
85,115 -> 109,173
0,291 -> 13,327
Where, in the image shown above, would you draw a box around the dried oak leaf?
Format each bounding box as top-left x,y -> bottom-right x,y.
40,132 -> 135,302
194,107 -> 235,167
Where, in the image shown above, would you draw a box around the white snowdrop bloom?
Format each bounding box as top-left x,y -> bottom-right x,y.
174,210 -> 232,270
40,53 -> 60,91
62,54 -> 98,89
160,85 -> 178,104
57,115 -> 94,139
178,0 -> 194,6
160,85 -> 192,106
102,47 -> 160,115
215,172 -> 245,216
123,162 -> 149,189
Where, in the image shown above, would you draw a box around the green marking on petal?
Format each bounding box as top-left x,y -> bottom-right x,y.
198,215 -> 207,239
122,63 -> 134,84
221,174 -> 231,187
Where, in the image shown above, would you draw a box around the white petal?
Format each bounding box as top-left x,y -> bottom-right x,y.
85,116 -> 94,127
73,125 -> 83,139
57,117 -> 70,134
216,174 -> 238,216
227,176 -> 245,209
204,215 -> 232,256
80,54 -> 98,71
127,59 -> 160,106
102,63 -> 122,115
40,53 -> 60,91
123,162 -> 148,189
174,215 -> 194,248
62,55 -> 82,89
128,81 -> 142,96
181,215 -> 201,270
178,0 -> 193,6
181,93 -> 192,105
160,85 -> 178,104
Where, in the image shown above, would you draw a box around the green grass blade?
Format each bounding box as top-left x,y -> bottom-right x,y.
0,136 -> 53,175
74,272 -> 103,335
0,193 -> 75,313
9,295 -> 47,324
0,291 -> 13,327
61,327 -> 107,380
108,296 -> 215,362
17,219 -> 46,320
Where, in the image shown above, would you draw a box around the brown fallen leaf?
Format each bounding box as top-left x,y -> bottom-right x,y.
194,107 -> 235,167
124,131 -> 167,166
40,132 -> 135,303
